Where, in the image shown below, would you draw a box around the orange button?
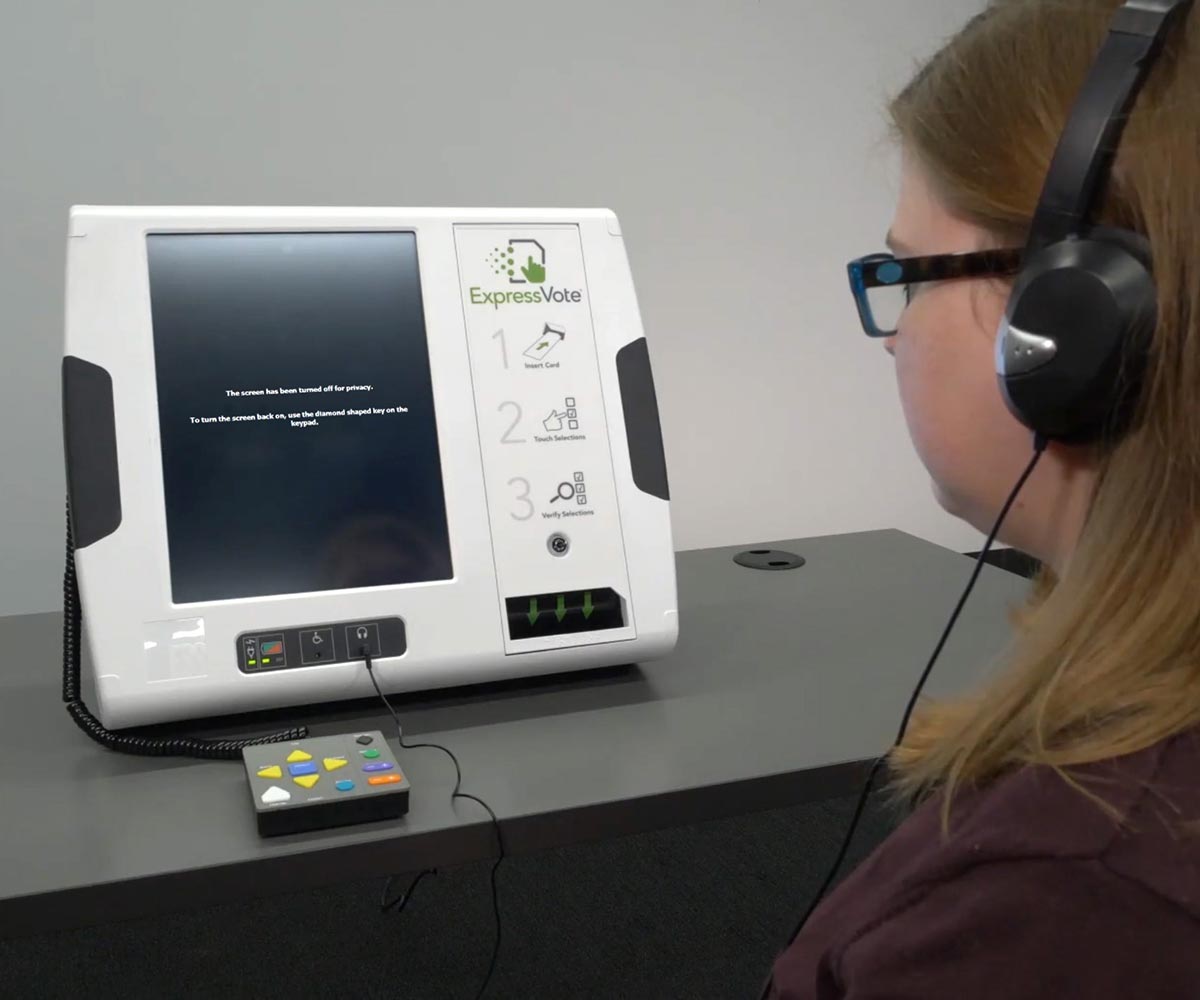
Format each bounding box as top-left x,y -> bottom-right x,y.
368,774 -> 402,786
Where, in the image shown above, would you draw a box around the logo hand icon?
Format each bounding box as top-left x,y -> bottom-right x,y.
521,256 -> 546,283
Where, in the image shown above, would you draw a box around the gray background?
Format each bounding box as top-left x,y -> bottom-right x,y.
0,0 -> 985,616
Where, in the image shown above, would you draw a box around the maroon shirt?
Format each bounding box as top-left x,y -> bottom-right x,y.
769,729 -> 1200,999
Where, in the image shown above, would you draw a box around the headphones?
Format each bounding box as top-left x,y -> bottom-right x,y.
997,0 -> 1192,444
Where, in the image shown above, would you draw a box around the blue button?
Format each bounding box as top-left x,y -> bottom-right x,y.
362,761 -> 394,773
288,761 -> 318,777
335,779 -> 355,792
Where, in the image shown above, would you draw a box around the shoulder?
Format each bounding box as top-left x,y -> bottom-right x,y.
771,856 -> 1200,1000
897,727 -> 1200,898
770,732 -> 1200,999
1100,727 -> 1200,916
833,856 -> 1200,1000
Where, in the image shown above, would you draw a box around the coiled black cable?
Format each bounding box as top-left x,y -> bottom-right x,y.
62,499 -> 308,758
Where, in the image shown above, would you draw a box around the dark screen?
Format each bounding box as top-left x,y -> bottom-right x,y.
147,231 -> 453,604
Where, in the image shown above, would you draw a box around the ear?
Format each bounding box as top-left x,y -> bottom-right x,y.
969,269 -> 1012,338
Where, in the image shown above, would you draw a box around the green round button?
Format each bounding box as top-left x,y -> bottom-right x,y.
361,748 -> 381,759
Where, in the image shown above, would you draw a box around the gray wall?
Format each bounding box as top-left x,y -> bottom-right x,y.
0,0 -> 984,617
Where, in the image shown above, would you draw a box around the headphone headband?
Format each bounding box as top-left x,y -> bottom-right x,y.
1025,0 -> 1192,256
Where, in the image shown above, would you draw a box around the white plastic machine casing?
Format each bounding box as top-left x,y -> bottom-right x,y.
63,207 -> 677,728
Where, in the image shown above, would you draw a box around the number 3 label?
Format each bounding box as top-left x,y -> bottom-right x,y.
508,477 -> 534,521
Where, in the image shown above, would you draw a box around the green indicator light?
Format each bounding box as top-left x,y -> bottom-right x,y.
263,657 -> 271,664
248,659 -> 257,665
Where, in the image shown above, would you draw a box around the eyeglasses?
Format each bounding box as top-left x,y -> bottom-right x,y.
846,248 -> 1024,337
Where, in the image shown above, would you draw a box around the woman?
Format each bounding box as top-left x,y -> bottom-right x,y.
769,1 -> 1200,997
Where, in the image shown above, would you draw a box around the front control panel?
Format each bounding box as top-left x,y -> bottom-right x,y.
237,617 -> 407,673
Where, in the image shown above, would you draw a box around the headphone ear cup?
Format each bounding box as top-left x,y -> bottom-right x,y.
997,232 -> 1155,443
1083,224 -> 1152,268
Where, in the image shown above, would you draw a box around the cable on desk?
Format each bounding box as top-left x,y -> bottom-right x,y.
362,647 -> 506,1000
61,499 -> 308,759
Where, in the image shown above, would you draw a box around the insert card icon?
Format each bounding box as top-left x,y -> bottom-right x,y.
524,323 -> 566,362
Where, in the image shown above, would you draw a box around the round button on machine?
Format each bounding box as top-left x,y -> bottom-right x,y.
361,748 -> 381,759
356,735 -> 373,746
335,779 -> 355,792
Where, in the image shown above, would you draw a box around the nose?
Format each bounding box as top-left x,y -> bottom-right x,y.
883,334 -> 897,357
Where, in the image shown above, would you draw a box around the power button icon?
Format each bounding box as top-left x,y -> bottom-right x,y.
548,533 -> 570,557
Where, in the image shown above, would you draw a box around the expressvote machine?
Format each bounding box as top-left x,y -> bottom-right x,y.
62,207 -> 678,729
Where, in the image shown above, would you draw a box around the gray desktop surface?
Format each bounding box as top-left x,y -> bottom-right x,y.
0,530 -> 1028,936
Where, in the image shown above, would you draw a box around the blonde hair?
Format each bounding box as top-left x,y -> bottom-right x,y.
886,0 -> 1200,821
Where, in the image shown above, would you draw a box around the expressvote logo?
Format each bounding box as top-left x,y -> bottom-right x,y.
470,236 -> 583,311
490,238 -> 546,284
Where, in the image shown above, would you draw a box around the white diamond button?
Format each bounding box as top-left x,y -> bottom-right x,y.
261,785 -> 291,805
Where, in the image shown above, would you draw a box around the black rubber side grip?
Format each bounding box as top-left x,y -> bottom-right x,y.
616,338 -> 670,500
62,356 -> 122,548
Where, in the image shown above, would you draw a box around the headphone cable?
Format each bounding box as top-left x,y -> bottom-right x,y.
756,432 -> 1049,999
361,648 -> 505,1000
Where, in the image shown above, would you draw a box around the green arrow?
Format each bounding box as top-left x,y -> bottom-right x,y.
528,597 -> 539,626
556,594 -> 567,622
582,592 -> 594,619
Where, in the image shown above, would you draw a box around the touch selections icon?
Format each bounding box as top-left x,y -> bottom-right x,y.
488,238 -> 546,284
543,396 -> 580,432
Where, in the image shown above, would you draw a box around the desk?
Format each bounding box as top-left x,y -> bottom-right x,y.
0,530 -> 1027,937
